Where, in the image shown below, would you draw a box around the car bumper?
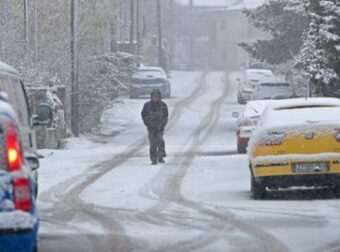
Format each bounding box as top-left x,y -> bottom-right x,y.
251,157 -> 340,187
0,224 -> 38,252
254,173 -> 340,188
252,159 -> 340,176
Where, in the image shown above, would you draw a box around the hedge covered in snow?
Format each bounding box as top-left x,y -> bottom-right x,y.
79,52 -> 139,132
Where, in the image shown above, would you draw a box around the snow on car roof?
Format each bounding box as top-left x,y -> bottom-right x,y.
261,98 -> 340,129
268,97 -> 340,111
243,100 -> 272,118
132,68 -> 165,79
244,69 -> 275,82
0,61 -> 19,76
245,69 -> 273,75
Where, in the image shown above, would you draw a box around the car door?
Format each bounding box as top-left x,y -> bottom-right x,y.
8,76 -> 36,153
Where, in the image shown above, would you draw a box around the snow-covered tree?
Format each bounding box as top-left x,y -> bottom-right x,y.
79,52 -> 139,132
239,0 -> 308,65
300,0 -> 340,95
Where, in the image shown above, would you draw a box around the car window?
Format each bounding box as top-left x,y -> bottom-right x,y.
139,70 -> 163,76
10,77 -> 30,128
0,74 -> 30,128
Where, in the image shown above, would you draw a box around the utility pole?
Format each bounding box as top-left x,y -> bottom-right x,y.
169,0 -> 175,69
189,0 -> 194,69
136,0 -> 142,60
157,0 -> 163,67
23,0 -> 28,57
33,0 -> 38,80
130,0 -> 135,53
71,0 -> 79,136
110,0 -> 117,53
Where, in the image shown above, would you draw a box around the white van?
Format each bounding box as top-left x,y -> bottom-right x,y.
237,69 -> 275,104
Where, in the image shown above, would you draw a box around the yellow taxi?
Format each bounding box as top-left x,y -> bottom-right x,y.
248,98 -> 340,199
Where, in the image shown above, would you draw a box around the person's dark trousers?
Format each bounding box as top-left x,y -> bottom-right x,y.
148,130 -> 166,162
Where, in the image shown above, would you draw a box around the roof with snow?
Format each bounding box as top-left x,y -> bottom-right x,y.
175,0 -> 266,9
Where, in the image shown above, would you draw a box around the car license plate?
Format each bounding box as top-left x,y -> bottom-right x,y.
292,162 -> 329,173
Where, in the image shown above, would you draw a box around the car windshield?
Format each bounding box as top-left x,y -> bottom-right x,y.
252,83 -> 292,100
131,77 -> 165,85
0,74 -> 29,127
135,70 -> 163,77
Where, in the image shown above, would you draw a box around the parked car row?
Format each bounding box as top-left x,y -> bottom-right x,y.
0,61 -> 53,252
233,100 -> 271,153
234,97 -> 340,200
236,68 -> 294,104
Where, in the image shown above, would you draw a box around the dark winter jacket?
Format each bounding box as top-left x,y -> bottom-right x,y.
141,92 -> 169,131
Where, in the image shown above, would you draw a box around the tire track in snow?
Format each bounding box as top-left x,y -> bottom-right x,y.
39,71 -> 210,251
137,73 -> 289,252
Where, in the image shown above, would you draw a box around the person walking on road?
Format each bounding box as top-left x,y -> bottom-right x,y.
141,89 -> 169,165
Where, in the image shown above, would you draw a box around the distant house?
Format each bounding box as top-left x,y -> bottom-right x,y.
175,0 -> 267,70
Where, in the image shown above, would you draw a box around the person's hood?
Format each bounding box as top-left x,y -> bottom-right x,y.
151,89 -> 162,101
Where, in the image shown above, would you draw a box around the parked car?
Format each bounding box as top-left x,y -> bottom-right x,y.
130,66 -> 171,99
237,69 -> 275,104
233,100 -> 271,153
0,61 -> 52,251
248,98 -> 340,199
251,82 -> 294,101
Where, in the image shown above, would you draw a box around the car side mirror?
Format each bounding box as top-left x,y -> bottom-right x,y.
33,103 -> 53,127
232,112 -> 240,118
25,154 -> 39,171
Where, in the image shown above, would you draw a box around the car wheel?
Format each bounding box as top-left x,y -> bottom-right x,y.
333,186 -> 340,198
251,175 -> 266,200
237,144 -> 247,154
35,184 -> 38,199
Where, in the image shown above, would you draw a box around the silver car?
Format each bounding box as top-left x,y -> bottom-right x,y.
130,67 -> 171,99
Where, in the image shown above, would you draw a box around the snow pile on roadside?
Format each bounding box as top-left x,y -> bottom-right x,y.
96,98 -> 142,136
0,211 -> 37,230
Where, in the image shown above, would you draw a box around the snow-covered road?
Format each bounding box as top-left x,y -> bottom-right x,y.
38,71 -> 340,252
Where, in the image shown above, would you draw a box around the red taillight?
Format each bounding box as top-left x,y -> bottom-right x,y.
13,178 -> 32,212
6,124 -> 22,171
259,131 -> 286,146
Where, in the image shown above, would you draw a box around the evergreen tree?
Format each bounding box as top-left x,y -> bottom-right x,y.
300,0 -> 340,95
239,0 -> 308,65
